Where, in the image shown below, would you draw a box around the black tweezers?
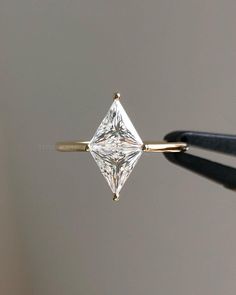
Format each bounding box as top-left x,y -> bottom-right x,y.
164,131 -> 236,190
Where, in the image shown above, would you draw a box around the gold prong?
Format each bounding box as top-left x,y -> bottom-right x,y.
113,193 -> 120,201
113,92 -> 121,100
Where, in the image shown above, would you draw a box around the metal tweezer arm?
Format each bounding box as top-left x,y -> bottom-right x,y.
164,131 -> 236,190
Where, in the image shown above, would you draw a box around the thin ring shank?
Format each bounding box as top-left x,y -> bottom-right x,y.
56,141 -> 90,152
143,141 -> 188,152
56,141 -> 188,153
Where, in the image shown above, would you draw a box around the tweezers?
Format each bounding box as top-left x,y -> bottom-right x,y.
164,131 -> 236,190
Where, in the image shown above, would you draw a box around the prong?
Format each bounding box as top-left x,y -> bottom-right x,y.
113,193 -> 120,202
113,92 -> 121,100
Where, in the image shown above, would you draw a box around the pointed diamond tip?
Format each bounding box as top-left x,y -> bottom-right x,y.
113,92 -> 121,100
113,193 -> 120,202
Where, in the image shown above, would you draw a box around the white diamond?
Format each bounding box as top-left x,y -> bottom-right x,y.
89,99 -> 143,197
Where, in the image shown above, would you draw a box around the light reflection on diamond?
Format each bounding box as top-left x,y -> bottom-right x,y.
89,99 -> 143,196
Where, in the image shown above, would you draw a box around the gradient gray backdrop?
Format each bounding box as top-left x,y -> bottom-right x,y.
1,1 -> 236,294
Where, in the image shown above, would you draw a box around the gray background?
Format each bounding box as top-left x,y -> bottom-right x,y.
1,0 -> 236,294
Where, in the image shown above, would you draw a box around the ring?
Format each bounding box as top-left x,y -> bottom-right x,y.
56,92 -> 188,201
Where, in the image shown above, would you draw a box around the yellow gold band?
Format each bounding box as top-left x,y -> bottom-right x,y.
56,141 -> 188,153
142,141 -> 188,152
56,141 -> 90,152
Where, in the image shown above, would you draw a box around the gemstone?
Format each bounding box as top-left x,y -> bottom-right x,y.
89,99 -> 143,197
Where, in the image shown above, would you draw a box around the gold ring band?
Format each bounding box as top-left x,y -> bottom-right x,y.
56,141 -> 188,153
143,141 -> 188,152
56,141 -> 90,152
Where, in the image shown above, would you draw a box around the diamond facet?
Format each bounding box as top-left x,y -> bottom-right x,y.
89,99 -> 143,197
